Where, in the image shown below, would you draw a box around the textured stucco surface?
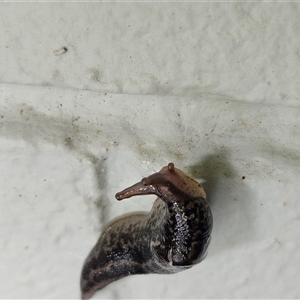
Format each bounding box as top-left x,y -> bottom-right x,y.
0,2 -> 300,299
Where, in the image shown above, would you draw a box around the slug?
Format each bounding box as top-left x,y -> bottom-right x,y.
80,163 -> 213,299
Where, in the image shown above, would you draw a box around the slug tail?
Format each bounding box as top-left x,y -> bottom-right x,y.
80,250 -> 150,299
80,213 -> 150,299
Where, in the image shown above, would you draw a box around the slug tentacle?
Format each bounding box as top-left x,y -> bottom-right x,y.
115,180 -> 156,200
80,163 -> 213,300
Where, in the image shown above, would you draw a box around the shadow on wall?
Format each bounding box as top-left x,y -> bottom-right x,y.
92,154 -> 111,226
188,150 -> 234,207
79,149 -> 112,229
189,151 -> 255,257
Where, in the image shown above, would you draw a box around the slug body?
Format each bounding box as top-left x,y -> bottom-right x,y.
80,163 -> 213,299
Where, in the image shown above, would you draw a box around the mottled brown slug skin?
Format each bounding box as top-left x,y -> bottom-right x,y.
80,163 -> 213,299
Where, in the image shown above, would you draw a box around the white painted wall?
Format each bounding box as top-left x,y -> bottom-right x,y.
0,2 -> 299,299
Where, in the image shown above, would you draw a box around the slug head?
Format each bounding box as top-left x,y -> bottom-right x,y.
115,163 -> 206,203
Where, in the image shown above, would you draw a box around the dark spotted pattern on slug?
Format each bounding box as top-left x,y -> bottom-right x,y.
80,163 -> 213,299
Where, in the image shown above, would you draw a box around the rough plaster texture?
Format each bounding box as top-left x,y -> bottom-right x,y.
0,2 -> 300,299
